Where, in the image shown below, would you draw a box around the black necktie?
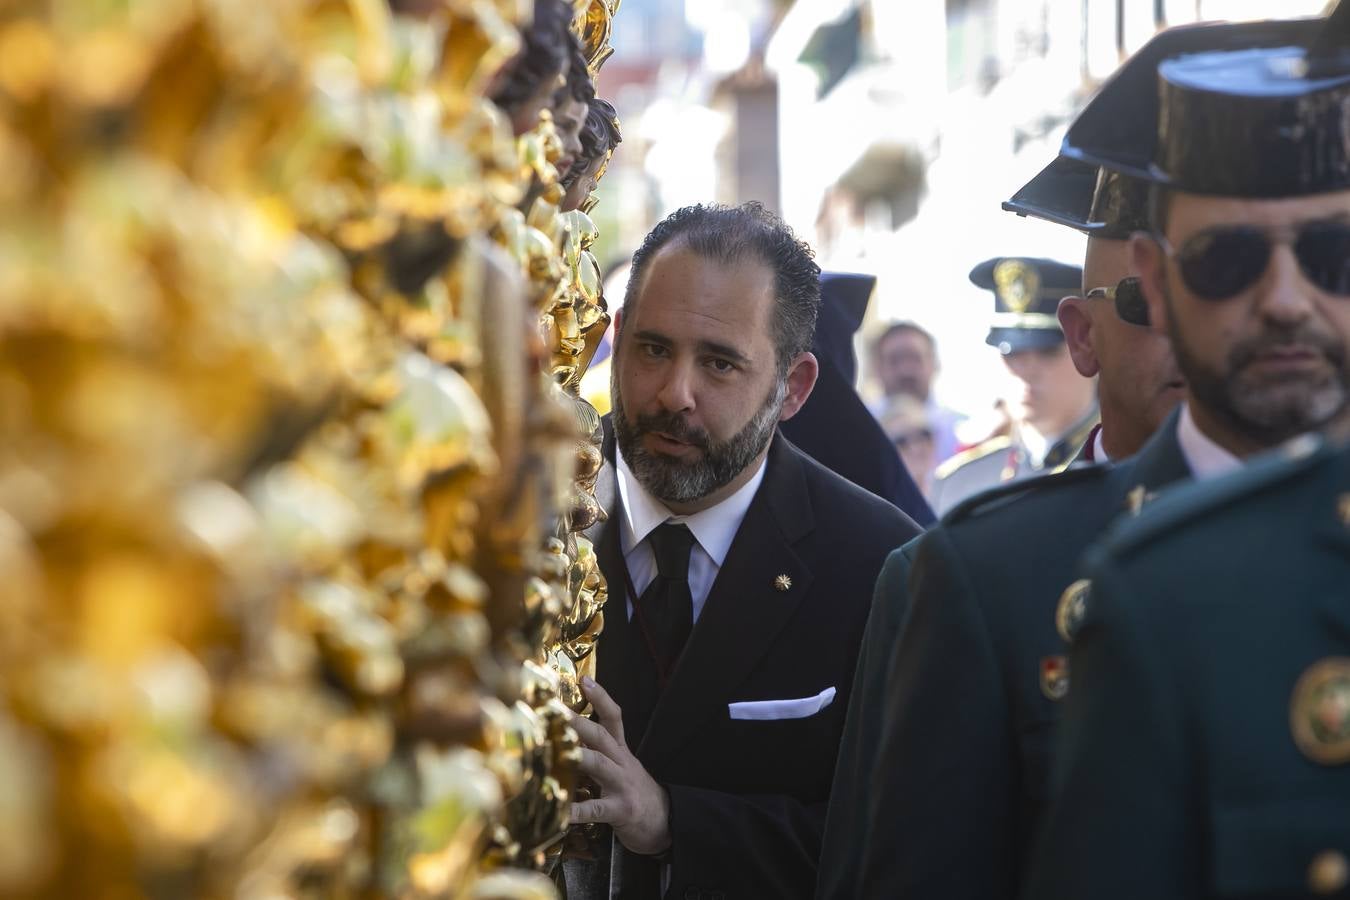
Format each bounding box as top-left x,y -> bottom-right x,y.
641,522 -> 695,676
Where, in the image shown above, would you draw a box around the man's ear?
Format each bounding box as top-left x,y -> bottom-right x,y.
1057,296 -> 1101,378
1131,233 -> 1170,337
777,351 -> 820,422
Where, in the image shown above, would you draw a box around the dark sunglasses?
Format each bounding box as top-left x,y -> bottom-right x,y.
1157,220 -> 1350,301
1085,276 -> 1151,327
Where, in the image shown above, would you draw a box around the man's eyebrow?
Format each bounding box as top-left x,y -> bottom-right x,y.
631,330 -> 754,365
632,329 -> 671,347
696,339 -> 752,365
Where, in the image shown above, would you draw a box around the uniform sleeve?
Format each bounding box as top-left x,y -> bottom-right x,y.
816,543 -> 919,900
1022,559 -> 1197,900
855,527 -> 1018,899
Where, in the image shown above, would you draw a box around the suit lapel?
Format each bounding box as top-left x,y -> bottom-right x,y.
591,418 -> 657,743
636,436 -> 816,771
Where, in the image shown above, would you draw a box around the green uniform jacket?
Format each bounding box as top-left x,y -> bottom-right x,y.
819,414 -> 1191,900
1026,437 -> 1350,900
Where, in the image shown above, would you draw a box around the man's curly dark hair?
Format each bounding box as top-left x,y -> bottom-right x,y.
622,203 -> 821,377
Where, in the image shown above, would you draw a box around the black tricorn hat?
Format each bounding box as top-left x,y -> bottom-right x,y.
1152,44 -> 1350,196
969,257 -> 1082,355
1004,159 -> 1151,239
1061,17 -> 1329,194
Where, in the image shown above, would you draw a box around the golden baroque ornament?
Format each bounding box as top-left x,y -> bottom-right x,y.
0,0 -> 623,897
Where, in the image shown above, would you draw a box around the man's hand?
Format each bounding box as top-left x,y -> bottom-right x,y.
569,677 -> 673,856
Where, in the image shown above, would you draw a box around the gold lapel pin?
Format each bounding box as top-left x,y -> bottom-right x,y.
1337,493 -> 1350,527
773,574 -> 792,592
1125,485 -> 1155,516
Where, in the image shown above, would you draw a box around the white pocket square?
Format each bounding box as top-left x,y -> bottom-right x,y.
727,686 -> 837,721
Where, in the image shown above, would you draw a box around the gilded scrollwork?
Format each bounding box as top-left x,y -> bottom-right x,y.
0,0 -> 620,896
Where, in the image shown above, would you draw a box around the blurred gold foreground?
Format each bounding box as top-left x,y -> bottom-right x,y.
0,0 -> 620,896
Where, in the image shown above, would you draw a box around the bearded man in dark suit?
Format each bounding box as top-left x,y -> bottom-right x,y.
562,202 -> 921,900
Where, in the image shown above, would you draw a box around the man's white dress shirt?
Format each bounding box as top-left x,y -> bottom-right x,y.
614,445 -> 767,621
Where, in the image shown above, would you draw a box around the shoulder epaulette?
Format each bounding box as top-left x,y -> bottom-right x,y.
935,436 -> 1011,481
1103,434 -> 1331,558
942,460 -> 1110,525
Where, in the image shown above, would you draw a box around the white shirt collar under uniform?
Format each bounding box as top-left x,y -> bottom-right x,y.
1176,402 -> 1242,481
614,440 -> 768,623
1091,426 -> 1109,463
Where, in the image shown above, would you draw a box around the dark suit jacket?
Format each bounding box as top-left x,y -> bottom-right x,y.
564,426 -> 921,900
1026,437 -> 1350,900
819,413 -> 1190,900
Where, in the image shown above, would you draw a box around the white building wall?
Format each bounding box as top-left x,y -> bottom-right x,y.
769,0 -> 1330,419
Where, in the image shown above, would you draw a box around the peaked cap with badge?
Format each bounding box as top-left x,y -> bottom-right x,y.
969,256 -> 1083,355
1026,7 -> 1350,899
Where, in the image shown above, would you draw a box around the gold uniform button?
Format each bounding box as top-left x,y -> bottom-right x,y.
1308,849 -> 1349,895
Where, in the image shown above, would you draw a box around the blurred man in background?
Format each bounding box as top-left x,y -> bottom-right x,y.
871,322 -> 964,467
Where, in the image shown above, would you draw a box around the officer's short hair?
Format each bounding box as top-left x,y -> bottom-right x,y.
623,202 -> 820,378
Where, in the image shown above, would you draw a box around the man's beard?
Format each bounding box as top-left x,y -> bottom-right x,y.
612,379 -> 785,505
1165,286 -> 1350,445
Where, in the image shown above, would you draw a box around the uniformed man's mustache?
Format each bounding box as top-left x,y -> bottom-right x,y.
1231,324 -> 1345,370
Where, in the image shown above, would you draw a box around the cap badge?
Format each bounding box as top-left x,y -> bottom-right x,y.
993,259 -> 1040,314
1056,579 -> 1091,644
1290,657 -> 1350,765
1040,655 -> 1070,701
773,574 -> 792,592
